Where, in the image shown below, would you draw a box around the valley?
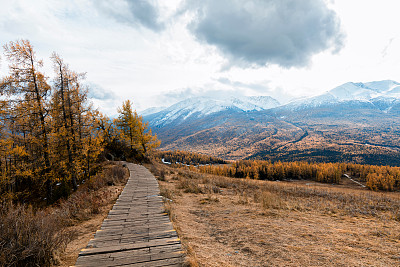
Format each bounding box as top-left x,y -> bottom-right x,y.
144,80 -> 400,166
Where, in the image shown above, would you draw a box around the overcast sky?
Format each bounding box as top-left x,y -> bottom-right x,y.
1,0 -> 400,115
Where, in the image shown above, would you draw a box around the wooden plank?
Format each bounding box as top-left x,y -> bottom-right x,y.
93,229 -> 177,239
80,237 -> 181,256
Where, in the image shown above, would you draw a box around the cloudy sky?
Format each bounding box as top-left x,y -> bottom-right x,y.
1,0 -> 400,115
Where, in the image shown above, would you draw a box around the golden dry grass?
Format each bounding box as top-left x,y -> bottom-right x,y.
150,162 -> 400,266
56,185 -> 125,266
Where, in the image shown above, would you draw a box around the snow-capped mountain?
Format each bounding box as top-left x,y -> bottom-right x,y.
143,80 -> 400,165
246,96 -> 281,109
145,96 -> 280,126
282,80 -> 400,110
144,80 -> 400,128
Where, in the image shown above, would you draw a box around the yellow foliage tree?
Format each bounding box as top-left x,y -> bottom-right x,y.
0,40 -> 53,200
115,100 -> 160,155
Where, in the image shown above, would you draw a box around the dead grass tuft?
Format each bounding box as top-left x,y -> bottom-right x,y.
259,191 -> 284,209
237,192 -> 249,205
182,243 -> 199,267
200,195 -> 220,204
178,178 -> 203,194
0,202 -> 73,267
160,187 -> 175,201
85,163 -> 129,190
203,184 -> 221,194
150,164 -> 167,181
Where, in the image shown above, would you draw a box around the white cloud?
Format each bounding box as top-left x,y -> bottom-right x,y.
1,0 -> 400,113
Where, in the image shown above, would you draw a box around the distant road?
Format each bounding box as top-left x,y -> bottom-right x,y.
343,174 -> 366,188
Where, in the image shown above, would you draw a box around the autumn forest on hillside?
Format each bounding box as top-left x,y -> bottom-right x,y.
0,40 -> 159,205
155,150 -> 400,192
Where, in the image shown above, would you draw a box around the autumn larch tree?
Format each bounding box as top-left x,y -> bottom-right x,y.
51,53 -> 84,190
115,100 -> 160,156
0,40 -> 53,200
51,53 -> 104,190
115,100 -> 138,151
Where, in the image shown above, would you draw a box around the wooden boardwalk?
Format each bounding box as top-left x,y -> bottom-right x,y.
75,163 -> 184,267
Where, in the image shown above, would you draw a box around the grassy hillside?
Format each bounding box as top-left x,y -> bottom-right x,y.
150,162 -> 400,266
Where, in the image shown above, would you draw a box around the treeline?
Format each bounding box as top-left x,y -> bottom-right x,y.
197,160 -> 343,183
154,150 -> 226,166
0,40 -> 159,204
168,157 -> 400,191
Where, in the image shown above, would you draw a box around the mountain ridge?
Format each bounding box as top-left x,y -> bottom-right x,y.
144,80 -> 400,119
144,80 -> 400,165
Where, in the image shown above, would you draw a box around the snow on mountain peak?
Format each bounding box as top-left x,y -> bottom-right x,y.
282,80 -> 400,111
139,106 -> 167,116
145,95 -> 280,126
144,80 -> 400,125
246,96 -> 280,109
327,80 -> 400,101
365,80 -> 400,92
328,82 -> 375,101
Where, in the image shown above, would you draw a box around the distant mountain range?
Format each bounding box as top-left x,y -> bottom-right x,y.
282,80 -> 400,111
143,96 -> 280,127
143,80 -> 400,166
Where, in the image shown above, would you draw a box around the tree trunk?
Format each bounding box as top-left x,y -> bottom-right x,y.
58,64 -> 78,191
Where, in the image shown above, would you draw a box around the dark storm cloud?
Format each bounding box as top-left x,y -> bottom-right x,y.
185,0 -> 344,68
94,0 -> 164,31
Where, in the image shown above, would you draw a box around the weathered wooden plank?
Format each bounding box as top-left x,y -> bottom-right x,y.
93,228 -> 177,239
87,233 -> 179,248
80,237 -> 181,256
100,221 -> 172,230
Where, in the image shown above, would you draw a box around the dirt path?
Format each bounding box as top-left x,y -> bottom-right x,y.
343,174 -> 366,188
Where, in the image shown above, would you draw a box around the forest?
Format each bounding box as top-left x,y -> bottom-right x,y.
157,150 -> 400,191
0,39 -> 159,205
154,150 -> 226,165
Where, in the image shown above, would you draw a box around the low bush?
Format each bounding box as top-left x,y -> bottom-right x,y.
85,163 -> 129,191
259,191 -> 284,209
0,202 -> 72,267
177,178 -> 203,194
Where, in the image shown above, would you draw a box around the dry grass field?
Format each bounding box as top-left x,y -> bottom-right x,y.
149,162 -> 400,266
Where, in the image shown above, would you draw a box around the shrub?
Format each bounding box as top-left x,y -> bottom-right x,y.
85,164 -> 128,191
0,202 -> 71,267
204,184 -> 221,194
260,191 -> 284,209
177,179 -> 203,194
